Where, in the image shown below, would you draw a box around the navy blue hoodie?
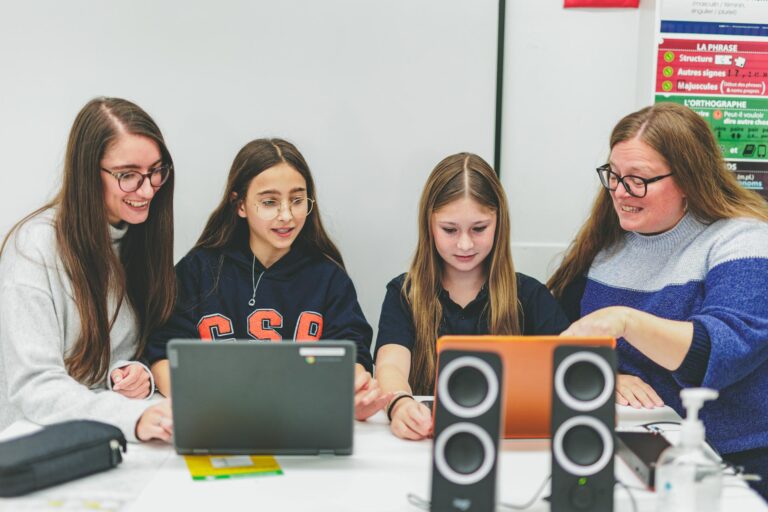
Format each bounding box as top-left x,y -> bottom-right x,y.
145,230 -> 374,372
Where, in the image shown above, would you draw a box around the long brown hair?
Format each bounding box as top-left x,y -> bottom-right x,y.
1,97 -> 176,385
196,138 -> 344,267
405,153 -> 521,394
548,102 -> 768,299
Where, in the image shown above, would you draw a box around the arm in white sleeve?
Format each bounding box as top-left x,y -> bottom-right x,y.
0,283 -> 151,441
106,360 -> 156,399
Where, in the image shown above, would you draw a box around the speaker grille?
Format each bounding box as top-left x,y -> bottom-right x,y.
438,356 -> 499,418
445,432 -> 485,474
553,416 -> 614,476
564,361 -> 605,402
563,424 -> 604,466
449,366 -> 489,408
554,352 -> 614,412
434,422 -> 496,485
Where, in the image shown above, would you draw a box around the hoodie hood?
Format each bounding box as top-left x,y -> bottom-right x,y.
222,224 -> 323,281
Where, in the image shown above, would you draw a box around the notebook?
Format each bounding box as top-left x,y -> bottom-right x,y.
168,339 -> 355,455
436,335 -> 616,439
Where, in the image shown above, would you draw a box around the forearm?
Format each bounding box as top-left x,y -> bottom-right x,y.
376,362 -> 413,395
0,284 -> 149,440
622,307 -> 694,371
151,359 -> 171,397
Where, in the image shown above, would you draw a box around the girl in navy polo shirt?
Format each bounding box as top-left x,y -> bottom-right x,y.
146,138 -> 388,420
375,152 -> 569,440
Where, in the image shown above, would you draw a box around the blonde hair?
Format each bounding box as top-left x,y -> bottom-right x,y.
405,153 -> 521,394
549,102 -> 768,299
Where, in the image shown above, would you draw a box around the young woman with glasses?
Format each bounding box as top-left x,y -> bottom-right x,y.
0,97 -> 176,442
549,102 -> 768,500
374,153 -> 570,440
145,138 -> 389,420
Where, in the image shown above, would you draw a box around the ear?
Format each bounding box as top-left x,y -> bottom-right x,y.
232,192 -> 247,218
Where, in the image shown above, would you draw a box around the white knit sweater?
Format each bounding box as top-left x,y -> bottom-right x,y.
0,209 -> 152,441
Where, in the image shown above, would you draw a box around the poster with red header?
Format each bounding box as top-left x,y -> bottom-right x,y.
564,0 -> 638,7
654,0 -> 768,200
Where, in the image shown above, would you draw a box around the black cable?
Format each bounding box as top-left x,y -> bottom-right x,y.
615,480 -> 638,512
406,474 -> 552,511
639,421 -> 681,433
498,474 -> 551,510
406,492 -> 430,510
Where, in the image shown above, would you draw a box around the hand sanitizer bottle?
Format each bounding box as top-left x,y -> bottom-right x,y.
655,388 -> 722,512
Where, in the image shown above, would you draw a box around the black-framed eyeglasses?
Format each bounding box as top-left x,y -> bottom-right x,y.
101,164 -> 172,193
596,164 -> 673,198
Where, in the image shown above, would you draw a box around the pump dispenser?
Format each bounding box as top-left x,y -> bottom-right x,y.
656,388 -> 722,512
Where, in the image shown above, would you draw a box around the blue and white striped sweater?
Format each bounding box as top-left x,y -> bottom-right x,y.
581,213 -> 768,455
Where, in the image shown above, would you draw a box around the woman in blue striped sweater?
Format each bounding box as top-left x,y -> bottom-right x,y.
548,102 -> 768,498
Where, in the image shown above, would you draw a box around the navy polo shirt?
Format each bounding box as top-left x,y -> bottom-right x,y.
374,272 -> 570,357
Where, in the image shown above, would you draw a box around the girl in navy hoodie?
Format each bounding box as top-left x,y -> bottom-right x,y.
146,138 -> 389,420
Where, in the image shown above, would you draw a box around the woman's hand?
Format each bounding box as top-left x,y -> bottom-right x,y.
354,369 -> 392,421
616,374 -> 664,409
562,306 -> 694,371
111,363 -> 151,399
389,398 -> 432,440
561,306 -> 632,339
136,399 -> 174,442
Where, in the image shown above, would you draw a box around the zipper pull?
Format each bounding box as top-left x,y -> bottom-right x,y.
109,439 -> 123,466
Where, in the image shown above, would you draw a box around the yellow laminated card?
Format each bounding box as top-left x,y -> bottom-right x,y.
184,455 -> 283,480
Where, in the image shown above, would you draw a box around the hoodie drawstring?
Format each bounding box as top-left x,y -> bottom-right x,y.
248,254 -> 264,306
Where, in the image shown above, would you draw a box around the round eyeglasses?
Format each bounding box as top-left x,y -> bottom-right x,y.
101,164 -> 172,193
596,165 -> 673,198
255,197 -> 315,221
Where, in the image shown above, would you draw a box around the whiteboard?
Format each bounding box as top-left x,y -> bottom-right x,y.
0,0 -> 498,340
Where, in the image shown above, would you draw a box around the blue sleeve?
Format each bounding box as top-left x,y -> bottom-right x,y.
678,257 -> 768,389
672,319 -> 711,385
144,254 -> 205,364
374,275 -> 415,360
322,268 -> 374,373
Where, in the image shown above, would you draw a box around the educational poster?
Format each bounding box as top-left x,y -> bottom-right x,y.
654,0 -> 768,200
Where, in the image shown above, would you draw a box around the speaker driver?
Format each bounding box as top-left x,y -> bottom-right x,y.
434,422 -> 496,485
552,416 -> 614,476
438,356 -> 499,418
554,352 -> 614,412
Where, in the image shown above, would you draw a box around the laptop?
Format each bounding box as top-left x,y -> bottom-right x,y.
168,339 -> 355,455
436,335 -> 616,439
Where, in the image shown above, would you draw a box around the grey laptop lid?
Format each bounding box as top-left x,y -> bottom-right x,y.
168,340 -> 355,455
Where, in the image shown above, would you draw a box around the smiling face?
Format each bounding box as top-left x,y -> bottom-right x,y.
608,138 -> 687,235
100,132 -> 163,226
237,162 -> 309,267
431,196 -> 497,280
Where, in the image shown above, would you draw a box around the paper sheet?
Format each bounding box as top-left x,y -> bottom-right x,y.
0,442 -> 171,511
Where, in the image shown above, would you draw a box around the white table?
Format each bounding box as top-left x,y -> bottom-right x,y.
1,406 -> 765,512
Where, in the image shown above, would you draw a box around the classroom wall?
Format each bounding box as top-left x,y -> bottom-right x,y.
502,1 -> 657,282
0,0 -> 497,339
0,1 -> 658,340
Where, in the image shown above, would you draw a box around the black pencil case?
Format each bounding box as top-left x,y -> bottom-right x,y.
0,420 -> 126,497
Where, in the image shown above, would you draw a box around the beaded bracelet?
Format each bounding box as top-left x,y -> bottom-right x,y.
386,393 -> 415,422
